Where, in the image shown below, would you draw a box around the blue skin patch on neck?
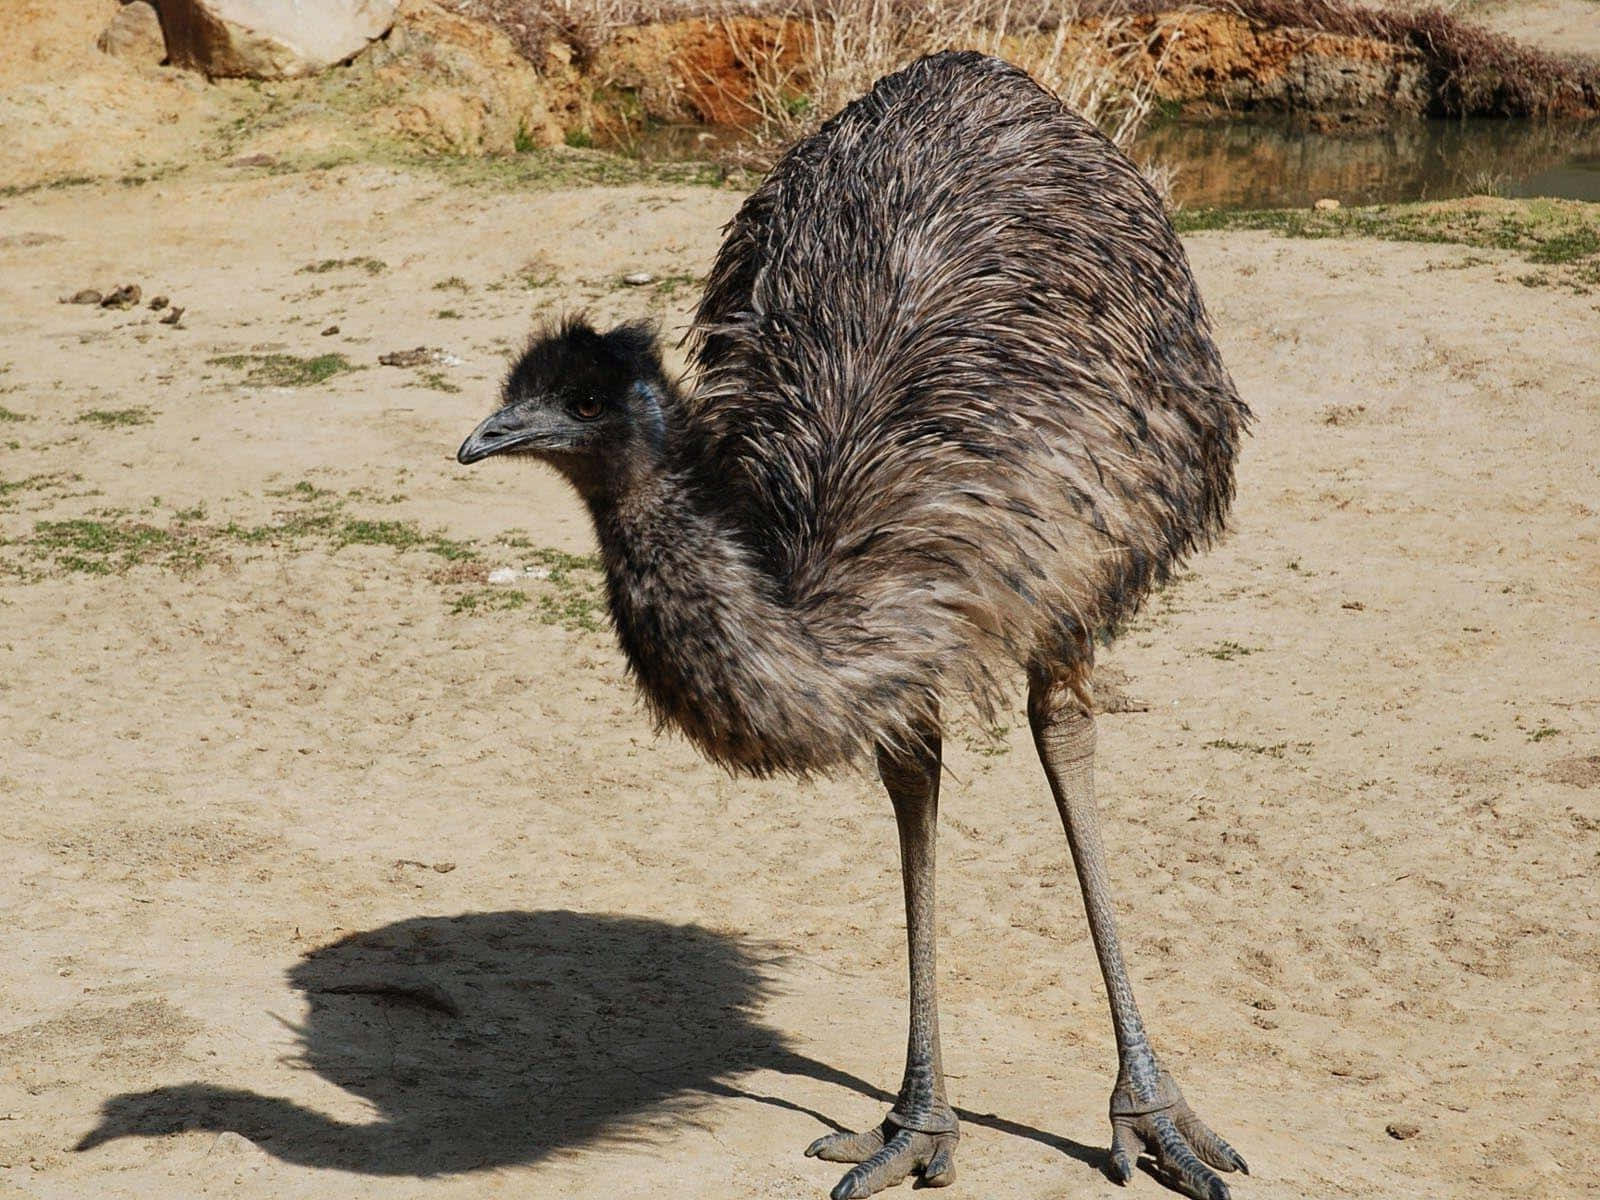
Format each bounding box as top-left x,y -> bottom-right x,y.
632,379 -> 668,454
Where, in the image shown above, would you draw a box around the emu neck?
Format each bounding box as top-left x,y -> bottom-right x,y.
579,441 -> 860,776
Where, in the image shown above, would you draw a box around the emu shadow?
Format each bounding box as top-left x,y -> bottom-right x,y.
77,909 -> 1100,1176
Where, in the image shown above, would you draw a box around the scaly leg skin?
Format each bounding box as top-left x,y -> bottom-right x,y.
1029,673 -> 1249,1200
806,726 -> 959,1199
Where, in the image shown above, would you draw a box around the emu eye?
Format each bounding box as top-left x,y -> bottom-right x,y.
571,396 -> 603,421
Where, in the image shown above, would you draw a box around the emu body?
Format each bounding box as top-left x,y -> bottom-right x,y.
459,51 -> 1250,1200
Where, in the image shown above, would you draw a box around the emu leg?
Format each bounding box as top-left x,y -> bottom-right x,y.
1029,676 -> 1248,1200
805,728 -> 958,1198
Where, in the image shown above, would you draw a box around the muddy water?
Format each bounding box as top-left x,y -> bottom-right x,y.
607,118 -> 1600,209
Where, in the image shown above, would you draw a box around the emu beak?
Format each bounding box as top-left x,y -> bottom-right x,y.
457,406 -> 542,464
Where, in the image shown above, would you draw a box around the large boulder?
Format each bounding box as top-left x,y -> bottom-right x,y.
151,0 -> 397,79
98,2 -> 169,66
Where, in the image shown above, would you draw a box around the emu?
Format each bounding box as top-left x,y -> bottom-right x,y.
458,51 -> 1251,1200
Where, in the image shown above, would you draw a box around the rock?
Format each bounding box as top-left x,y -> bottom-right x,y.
321,324 -> 340,336
487,567 -> 519,585
160,306 -> 185,325
101,284 -> 142,309
364,1 -> 562,155
152,0 -> 397,80
1386,1120 -> 1422,1140
1314,197 -> 1342,211
148,295 -> 170,311
98,1 -> 169,66
622,271 -> 654,286
64,289 -> 103,305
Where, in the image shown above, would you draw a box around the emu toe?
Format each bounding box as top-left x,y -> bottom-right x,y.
806,1118 -> 957,1197
1109,1072 -> 1247,1200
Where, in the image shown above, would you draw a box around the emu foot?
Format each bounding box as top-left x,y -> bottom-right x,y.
805,1113 -> 958,1198
1109,1070 -> 1247,1200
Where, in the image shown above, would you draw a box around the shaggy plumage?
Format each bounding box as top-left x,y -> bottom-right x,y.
467,50 -> 1248,777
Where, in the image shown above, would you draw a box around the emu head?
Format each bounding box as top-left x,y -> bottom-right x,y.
457,317 -> 669,499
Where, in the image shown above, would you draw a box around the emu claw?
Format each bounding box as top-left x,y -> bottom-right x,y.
806,1117 -> 957,1197
1109,1071 -> 1247,1200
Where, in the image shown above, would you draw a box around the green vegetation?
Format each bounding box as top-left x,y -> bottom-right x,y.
418,146 -> 745,193
433,276 -> 471,292
208,352 -> 356,387
649,272 -> 701,299
75,407 -> 154,428
436,308 -> 464,319
297,256 -> 387,275
1176,198 -> 1600,283
27,518 -> 205,575
1203,640 -> 1258,661
1205,738 -> 1289,758
0,406 -> 28,423
3,485 -> 604,628
416,370 -> 462,393
474,539 -> 607,630
451,587 -> 528,615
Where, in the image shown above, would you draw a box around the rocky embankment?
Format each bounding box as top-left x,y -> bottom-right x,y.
5,0 -> 1599,190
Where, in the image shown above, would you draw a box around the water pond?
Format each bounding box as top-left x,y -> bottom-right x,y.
606,117 -> 1600,210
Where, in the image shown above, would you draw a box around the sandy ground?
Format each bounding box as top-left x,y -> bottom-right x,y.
1465,0 -> 1600,59
1,163 -> 1598,1200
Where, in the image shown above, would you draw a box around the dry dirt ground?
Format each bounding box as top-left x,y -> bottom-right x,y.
1,162 -> 1597,1200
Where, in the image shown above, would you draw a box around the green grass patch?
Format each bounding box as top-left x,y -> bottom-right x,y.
433,276 -> 471,292
417,146 -> 748,194
1175,197 -> 1600,274
450,588 -> 528,615
414,370 -> 461,394
534,588 -> 605,632
28,518 -> 205,574
75,407 -> 154,428
209,353 -> 356,387
1205,738 -> 1289,758
453,538 -> 606,630
4,481 -> 608,631
0,405 -> 28,422
297,256 -> 386,275
334,517 -> 476,560
1203,640 -> 1258,661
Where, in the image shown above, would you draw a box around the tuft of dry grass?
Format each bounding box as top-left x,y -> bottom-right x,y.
715,0 -> 1180,164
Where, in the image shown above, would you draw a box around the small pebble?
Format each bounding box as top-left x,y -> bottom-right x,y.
622,271 -> 654,286
64,288 -> 102,305
432,861 -> 456,874
160,306 -> 184,326
1386,1121 -> 1421,1141
1313,197 -> 1341,211
487,567 -> 518,585
148,295 -> 169,311
321,324 -> 340,336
